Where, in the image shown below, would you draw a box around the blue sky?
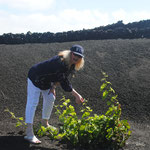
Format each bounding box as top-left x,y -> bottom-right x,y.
0,0 -> 150,35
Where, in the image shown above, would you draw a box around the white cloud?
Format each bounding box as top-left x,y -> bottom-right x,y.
0,0 -> 54,11
112,9 -> 150,24
112,9 -> 127,22
0,13 -> 56,34
0,8 -> 150,35
125,11 -> 150,23
0,9 -> 110,34
58,9 -> 109,30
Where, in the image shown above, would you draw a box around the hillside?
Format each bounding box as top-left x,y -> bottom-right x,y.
0,39 -> 150,150
0,19 -> 150,44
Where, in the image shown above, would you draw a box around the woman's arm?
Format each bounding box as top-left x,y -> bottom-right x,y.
71,88 -> 84,104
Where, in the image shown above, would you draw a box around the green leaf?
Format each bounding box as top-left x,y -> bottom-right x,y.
107,101 -> 112,106
121,120 -> 130,129
106,128 -> 113,139
111,95 -> 118,102
109,87 -> 115,93
86,106 -> 93,112
102,72 -> 108,78
18,117 -> 24,121
105,107 -> 113,116
63,102 -> 67,106
16,122 -> 22,127
65,99 -> 70,104
66,108 -> 72,114
128,130 -> 132,136
70,112 -> 77,117
102,90 -> 109,100
41,126 -> 46,132
106,81 -> 111,85
100,83 -> 107,91
56,133 -> 66,139
82,112 -> 90,118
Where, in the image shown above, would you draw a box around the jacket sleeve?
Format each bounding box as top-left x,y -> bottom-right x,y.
59,74 -> 73,92
55,56 -> 73,92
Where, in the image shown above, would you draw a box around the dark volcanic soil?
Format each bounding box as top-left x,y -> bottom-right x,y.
0,39 -> 150,150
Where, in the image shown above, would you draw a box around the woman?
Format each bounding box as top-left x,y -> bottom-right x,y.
24,45 -> 85,143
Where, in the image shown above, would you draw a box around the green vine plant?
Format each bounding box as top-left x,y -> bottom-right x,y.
4,108 -> 27,128
33,123 -> 58,139
5,72 -> 131,149
54,72 -> 131,149
4,108 -> 58,139
4,108 -> 59,141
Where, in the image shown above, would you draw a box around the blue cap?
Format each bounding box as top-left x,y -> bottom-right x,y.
70,45 -> 84,58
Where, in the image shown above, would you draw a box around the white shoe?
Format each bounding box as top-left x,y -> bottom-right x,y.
24,135 -> 41,144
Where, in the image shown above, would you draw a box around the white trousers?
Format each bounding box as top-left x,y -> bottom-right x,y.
25,78 -> 56,124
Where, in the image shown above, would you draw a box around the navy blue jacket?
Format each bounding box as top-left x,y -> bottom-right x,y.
28,55 -> 75,92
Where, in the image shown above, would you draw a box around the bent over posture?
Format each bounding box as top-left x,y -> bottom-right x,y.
25,45 -> 85,143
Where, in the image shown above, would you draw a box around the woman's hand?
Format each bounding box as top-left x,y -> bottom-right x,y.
71,88 -> 84,104
48,87 -> 56,96
48,82 -> 59,96
75,95 -> 84,104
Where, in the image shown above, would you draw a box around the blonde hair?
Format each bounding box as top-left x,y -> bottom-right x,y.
58,50 -> 84,71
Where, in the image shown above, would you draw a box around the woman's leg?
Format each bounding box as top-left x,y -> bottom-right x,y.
25,79 -> 41,124
25,78 -> 41,143
42,90 -> 56,126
